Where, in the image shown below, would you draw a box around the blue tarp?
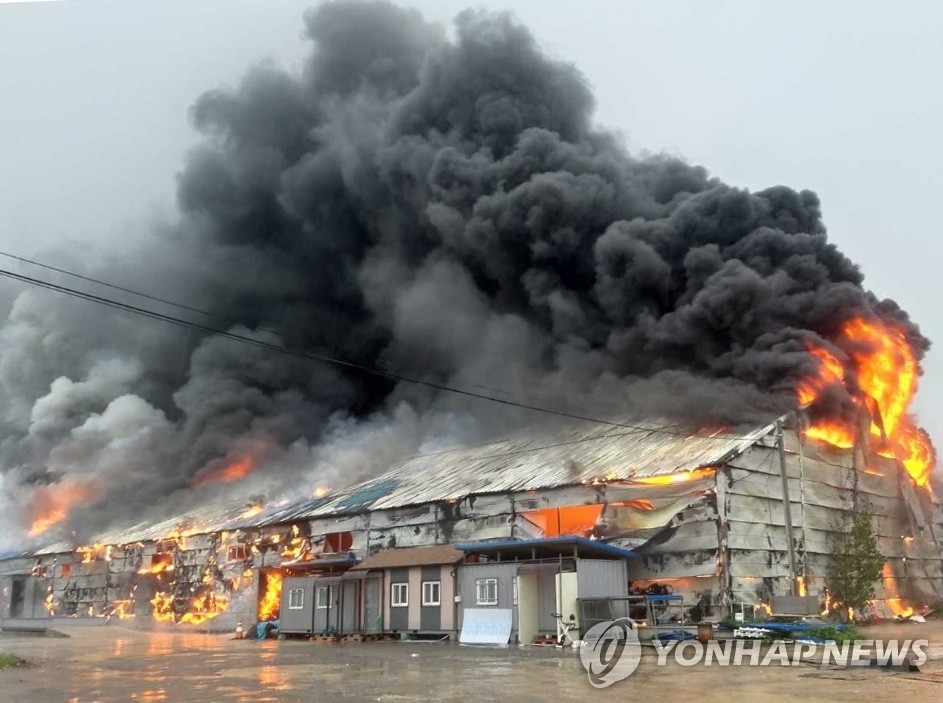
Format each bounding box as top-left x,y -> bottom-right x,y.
253,620 -> 279,639
749,621 -> 847,633
655,630 -> 698,642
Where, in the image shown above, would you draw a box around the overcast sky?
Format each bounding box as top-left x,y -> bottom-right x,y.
1,0 -> 941,437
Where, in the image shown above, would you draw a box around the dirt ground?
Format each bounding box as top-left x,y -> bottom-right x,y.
1,622 -> 942,702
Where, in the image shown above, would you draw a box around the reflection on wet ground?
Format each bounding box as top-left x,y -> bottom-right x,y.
1,624 -> 941,702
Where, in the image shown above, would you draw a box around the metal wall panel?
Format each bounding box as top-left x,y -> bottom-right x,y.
576,559 -> 628,598
388,568 -> 409,631
457,563 -> 517,632
419,565 -> 441,631
279,577 -> 314,634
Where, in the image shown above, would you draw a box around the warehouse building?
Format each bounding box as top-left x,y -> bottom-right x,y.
1,416 -> 940,632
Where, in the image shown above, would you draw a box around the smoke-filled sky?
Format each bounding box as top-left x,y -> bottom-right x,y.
0,0 -> 941,546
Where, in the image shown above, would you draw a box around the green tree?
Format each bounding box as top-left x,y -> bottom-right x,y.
827,503 -> 886,619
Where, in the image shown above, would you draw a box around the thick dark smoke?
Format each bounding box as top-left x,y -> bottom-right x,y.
0,1 -> 930,545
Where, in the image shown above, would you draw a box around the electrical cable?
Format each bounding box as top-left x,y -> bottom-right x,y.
0,261 -> 772,442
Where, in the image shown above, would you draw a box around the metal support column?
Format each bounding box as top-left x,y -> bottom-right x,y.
776,418 -> 799,595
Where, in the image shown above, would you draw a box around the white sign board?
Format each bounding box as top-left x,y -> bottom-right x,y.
459,608 -> 513,645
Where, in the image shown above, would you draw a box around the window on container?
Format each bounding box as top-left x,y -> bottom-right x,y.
316,586 -> 334,609
421,580 -> 441,607
287,588 -> 305,610
475,578 -> 498,606
391,582 -> 408,608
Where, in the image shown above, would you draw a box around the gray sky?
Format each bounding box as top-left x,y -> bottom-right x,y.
1,0 -> 942,437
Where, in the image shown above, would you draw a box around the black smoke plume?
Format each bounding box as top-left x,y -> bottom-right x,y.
0,1 -> 930,544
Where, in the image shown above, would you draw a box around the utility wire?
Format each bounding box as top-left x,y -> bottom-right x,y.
0,248 -> 226,323
0,248 -> 527,400
0,263 -> 770,441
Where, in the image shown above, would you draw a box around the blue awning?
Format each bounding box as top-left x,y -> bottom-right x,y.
455,536 -> 637,561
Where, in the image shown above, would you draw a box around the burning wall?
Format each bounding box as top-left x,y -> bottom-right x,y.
2,519 -> 328,627
714,431 -> 942,616
3,419 -> 941,626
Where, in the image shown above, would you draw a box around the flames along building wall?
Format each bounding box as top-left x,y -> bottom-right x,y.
3,427 -> 942,626
0,528 -> 280,628
610,430 -> 943,616
719,431 -> 943,615
312,431 -> 942,621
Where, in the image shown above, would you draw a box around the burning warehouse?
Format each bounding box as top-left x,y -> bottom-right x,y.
0,0 -> 942,643
1,406 -> 941,633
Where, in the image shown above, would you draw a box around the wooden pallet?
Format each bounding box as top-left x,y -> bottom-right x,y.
310,635 -> 340,644
532,635 -> 559,646
361,633 -> 396,642
341,633 -> 365,643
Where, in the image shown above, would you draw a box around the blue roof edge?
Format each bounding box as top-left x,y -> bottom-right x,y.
454,535 -> 637,559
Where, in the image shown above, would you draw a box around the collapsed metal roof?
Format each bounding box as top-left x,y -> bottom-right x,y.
272,418 -> 777,521
32,498 -> 276,556
24,418 -> 777,555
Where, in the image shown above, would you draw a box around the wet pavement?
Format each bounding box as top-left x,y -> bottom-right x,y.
1,624 -> 942,702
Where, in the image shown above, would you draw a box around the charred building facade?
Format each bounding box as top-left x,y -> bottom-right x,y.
2,417 -> 940,635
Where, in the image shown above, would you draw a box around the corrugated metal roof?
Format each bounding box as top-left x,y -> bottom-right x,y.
283,419 -> 776,521
33,498 -> 278,555
26,418 -> 776,555
350,545 -> 464,570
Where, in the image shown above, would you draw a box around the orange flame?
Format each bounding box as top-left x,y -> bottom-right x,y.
240,504 -> 264,520
194,457 -> 255,486
797,346 -> 845,407
881,562 -> 916,618
150,590 -> 229,626
108,600 -> 137,620
280,533 -> 310,561
629,467 -> 716,486
76,544 -> 112,563
258,570 -> 282,621
138,562 -> 175,576
805,419 -> 855,449
27,479 -> 98,537
193,436 -> 272,487
799,317 -> 935,487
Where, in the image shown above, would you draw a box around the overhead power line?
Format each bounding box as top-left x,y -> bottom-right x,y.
0,248 -> 258,327
0,259 -> 769,442
0,249 -> 524,401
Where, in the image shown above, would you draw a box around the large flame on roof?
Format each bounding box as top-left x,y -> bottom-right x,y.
193,436 -> 272,487
27,479 -> 98,537
799,317 -> 935,487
